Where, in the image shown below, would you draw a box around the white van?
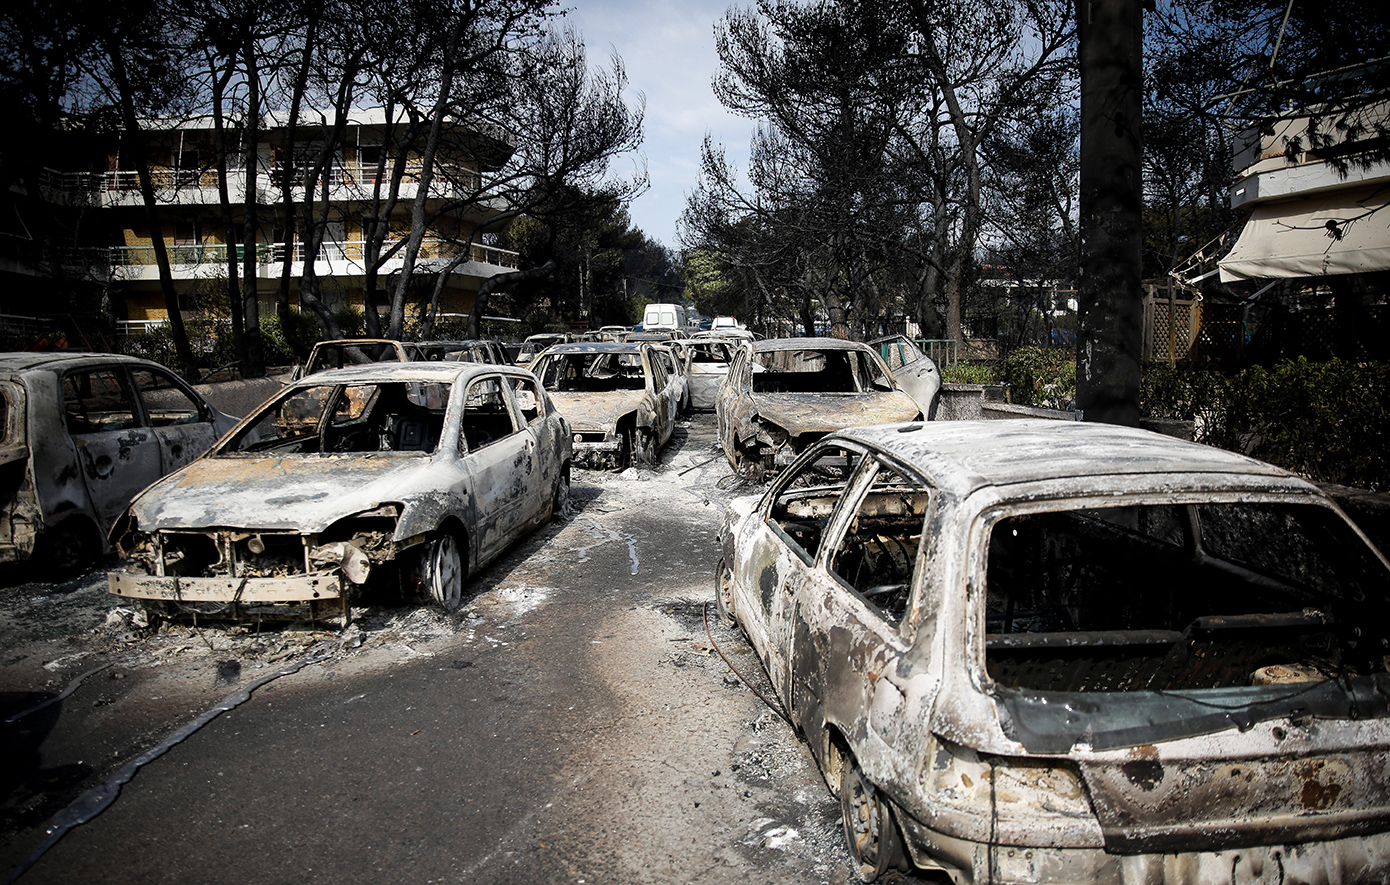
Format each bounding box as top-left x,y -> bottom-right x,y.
642,303 -> 687,330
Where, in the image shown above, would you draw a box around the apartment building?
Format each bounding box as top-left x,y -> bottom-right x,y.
39,108 -> 520,337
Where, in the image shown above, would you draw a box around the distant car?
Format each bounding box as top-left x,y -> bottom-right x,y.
292,339 -> 411,380
672,339 -> 737,411
718,420 -> 1390,883
108,362 -> 571,625
715,337 -> 920,476
410,340 -> 510,365
870,334 -> 941,419
514,333 -> 572,368
529,342 -> 679,469
0,352 -> 239,571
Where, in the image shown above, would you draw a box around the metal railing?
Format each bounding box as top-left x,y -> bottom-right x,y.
107,239 -> 517,270
916,338 -> 959,367
99,161 -> 482,195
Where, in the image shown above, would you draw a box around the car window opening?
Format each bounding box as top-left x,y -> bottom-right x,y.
984,501 -> 1390,694
228,381 -> 450,455
829,466 -> 930,624
534,353 -> 646,393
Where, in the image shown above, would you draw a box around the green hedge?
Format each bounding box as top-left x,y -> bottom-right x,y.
945,351 -> 1388,490
1144,358 -> 1390,491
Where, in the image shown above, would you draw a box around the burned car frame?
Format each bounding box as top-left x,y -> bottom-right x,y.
529,342 -> 679,470
109,362 -> 571,625
715,337 -> 921,477
717,419 -> 1390,884
0,352 -> 239,571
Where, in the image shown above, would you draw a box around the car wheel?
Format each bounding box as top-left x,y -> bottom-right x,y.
417,532 -> 464,611
714,559 -> 737,627
634,428 -> 657,467
37,519 -> 98,576
840,755 -> 906,883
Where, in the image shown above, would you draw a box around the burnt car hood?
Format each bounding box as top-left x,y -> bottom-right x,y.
126,456 -> 433,533
549,391 -> 644,432
753,391 -> 920,436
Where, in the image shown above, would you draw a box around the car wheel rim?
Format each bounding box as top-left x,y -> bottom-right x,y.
842,762 -> 891,882
428,535 -> 462,610
715,560 -> 736,625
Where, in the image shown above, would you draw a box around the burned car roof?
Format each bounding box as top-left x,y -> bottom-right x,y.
836,419 -> 1296,498
749,336 -> 872,352
542,342 -> 649,355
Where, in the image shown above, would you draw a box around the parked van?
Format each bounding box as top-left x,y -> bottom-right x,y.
642,303 -> 688,331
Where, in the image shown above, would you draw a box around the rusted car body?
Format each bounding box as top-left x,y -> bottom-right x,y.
673,339 -> 737,411
530,342 -> 678,469
108,362 -> 571,625
715,338 -> 921,475
717,420 -> 1390,884
0,353 -> 239,570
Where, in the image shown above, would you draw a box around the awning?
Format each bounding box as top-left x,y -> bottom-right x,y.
1218,184 -> 1390,281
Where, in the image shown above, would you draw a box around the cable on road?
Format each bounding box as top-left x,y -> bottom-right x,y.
1,643 -> 334,885
703,600 -> 792,727
4,662 -> 112,724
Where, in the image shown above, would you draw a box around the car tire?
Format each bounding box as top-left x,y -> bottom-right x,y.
840,754 -> 907,883
634,428 -> 657,468
416,532 -> 465,611
37,518 -> 98,576
714,559 -> 737,627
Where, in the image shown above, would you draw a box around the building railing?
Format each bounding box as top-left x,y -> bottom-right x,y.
108,239 -> 517,270
99,161 -> 482,195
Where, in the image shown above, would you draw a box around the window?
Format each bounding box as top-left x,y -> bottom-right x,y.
460,377 -> 518,451
63,369 -> 137,434
828,463 -> 931,623
507,376 -> 544,426
131,369 -> 203,427
766,444 -> 865,562
982,500 -> 1390,694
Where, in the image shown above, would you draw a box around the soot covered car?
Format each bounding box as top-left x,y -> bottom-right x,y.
715,338 -> 920,476
0,352 -> 239,571
109,362 -> 570,625
529,342 -> 679,470
717,419 -> 1390,884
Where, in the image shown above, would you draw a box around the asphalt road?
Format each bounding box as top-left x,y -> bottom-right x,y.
0,414 -> 915,885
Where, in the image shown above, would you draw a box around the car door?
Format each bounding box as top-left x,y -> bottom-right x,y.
458,374 -> 533,562
640,347 -> 676,445
129,365 -> 222,473
874,335 -> 941,418
735,443 -> 869,706
501,372 -> 555,524
791,454 -> 939,765
61,366 -> 164,528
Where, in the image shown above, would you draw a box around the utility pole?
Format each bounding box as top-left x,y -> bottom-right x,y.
1075,0 -> 1144,426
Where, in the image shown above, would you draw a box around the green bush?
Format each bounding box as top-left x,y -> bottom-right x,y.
1000,347 -> 1076,410
1143,359 -> 1390,491
941,361 -> 1002,385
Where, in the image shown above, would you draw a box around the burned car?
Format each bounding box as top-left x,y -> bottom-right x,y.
716,419 -> 1390,883
715,338 -> 920,476
530,342 -> 678,469
673,338 -> 737,411
871,334 -> 941,419
108,362 -> 571,624
410,339 -> 510,365
0,353 -> 239,571
292,338 -> 410,380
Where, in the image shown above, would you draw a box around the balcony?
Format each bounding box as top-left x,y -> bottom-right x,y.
107,239 -> 518,281
99,161 -> 485,206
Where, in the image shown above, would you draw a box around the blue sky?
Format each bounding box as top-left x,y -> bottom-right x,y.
561,0 -> 750,250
